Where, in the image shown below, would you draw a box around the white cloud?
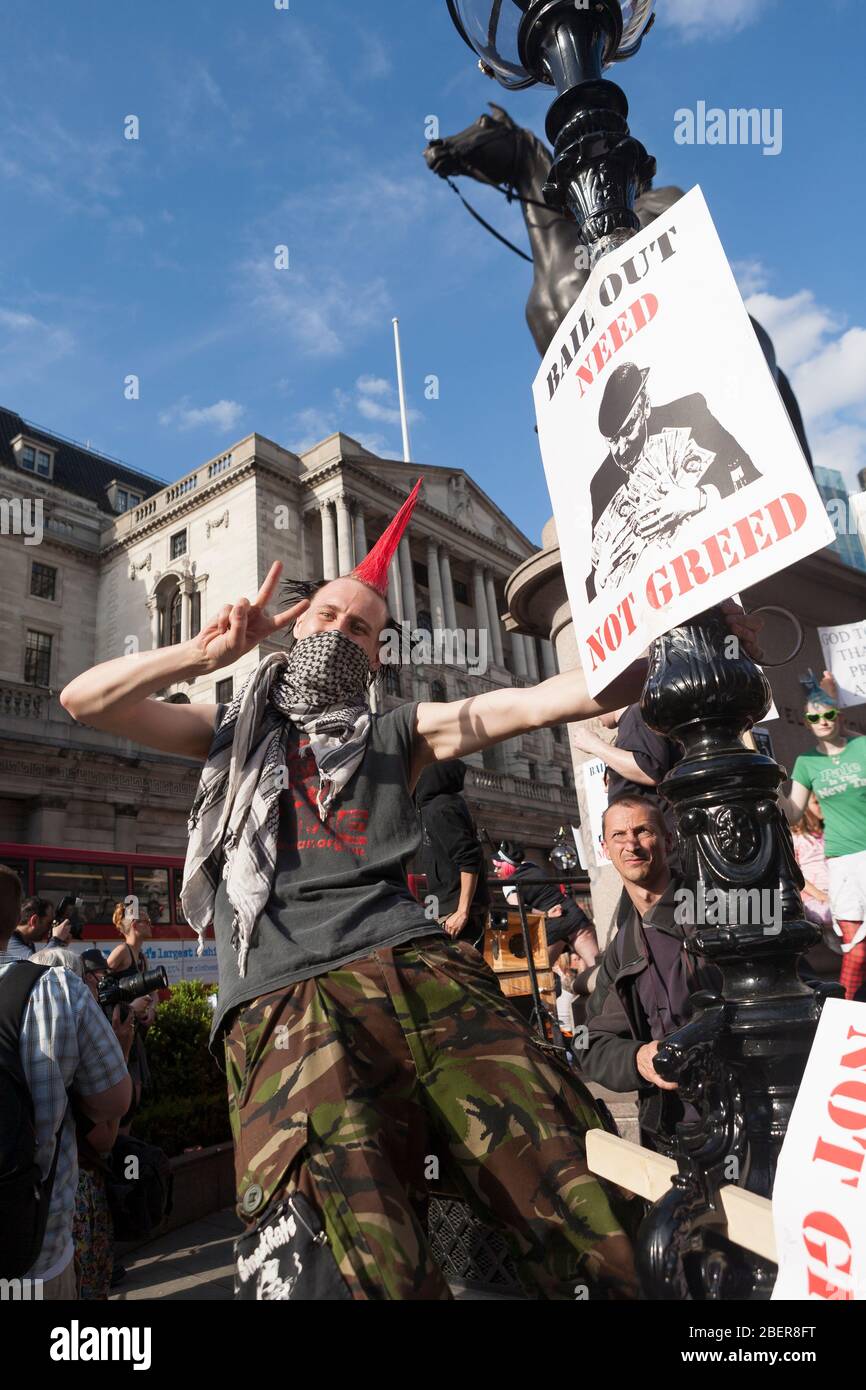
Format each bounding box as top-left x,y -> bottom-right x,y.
0,306 -> 75,376
289,407 -> 339,454
358,32 -> 391,80
242,258 -> 391,359
793,327 -> 866,422
732,259 -> 769,299
356,375 -> 391,398
159,398 -> 245,432
745,289 -> 842,371
742,268 -> 866,491
288,376 -> 421,456
661,0 -> 768,39
355,374 -> 421,427
811,423 -> 866,486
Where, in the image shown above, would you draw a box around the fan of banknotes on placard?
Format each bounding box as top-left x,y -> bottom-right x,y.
590,427 -> 715,593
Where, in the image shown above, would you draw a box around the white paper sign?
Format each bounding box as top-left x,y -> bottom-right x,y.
581,757 -> 612,868
532,186 -> 835,697
772,998 -> 866,1300
818,621 -> 866,708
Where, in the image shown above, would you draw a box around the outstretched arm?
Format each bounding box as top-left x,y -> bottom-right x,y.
412,602 -> 762,774
413,658 -> 648,773
60,562 -> 308,761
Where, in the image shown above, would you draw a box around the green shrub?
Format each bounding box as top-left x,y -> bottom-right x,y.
134,980 -> 230,1157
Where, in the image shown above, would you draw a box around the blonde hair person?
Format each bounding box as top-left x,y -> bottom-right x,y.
107,902 -> 152,978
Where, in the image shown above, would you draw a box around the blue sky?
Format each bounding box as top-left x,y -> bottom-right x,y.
1,0 -> 864,545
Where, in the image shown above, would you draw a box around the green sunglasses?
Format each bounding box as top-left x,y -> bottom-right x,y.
806,709 -> 838,724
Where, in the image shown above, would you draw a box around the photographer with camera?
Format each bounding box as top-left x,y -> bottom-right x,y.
101,924 -> 166,1145
6,896 -> 75,960
0,868 -> 131,1297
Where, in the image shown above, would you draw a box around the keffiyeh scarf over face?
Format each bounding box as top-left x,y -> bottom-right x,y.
181,630 -> 372,976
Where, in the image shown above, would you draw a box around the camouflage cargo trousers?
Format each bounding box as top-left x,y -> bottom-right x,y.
224,936 -> 637,1300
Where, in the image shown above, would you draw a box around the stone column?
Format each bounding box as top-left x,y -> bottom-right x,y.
180,577 -> 193,644
523,633 -> 541,683
147,595 -> 160,651
511,632 -> 529,678
472,564 -> 490,653
440,549 -> 458,630
353,507 -> 368,568
399,537 -> 417,628
541,638 -> 558,679
387,554 -> 403,625
114,805 -> 139,853
28,798 -> 67,845
335,493 -> 353,574
484,570 -> 505,667
427,540 -> 446,631
320,501 -> 338,580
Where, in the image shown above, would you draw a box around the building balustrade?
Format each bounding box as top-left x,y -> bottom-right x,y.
465,766 -> 578,809
129,449 -> 240,528
0,683 -> 50,719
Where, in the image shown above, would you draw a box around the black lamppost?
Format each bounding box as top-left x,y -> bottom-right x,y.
441,0 -> 823,1301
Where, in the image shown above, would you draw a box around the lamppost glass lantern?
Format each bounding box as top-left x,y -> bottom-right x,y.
445,0 -> 657,87
550,826 -> 579,874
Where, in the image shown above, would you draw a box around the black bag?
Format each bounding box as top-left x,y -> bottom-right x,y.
105,1135 -> 173,1242
234,1193 -> 352,1301
0,962 -> 63,1279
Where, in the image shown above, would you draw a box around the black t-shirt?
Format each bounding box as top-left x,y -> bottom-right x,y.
210,701 -> 442,1039
607,704 -> 680,842
501,862 -> 589,945
419,797 -> 490,917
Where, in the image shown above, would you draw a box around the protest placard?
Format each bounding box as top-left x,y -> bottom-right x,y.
772,998 -> 866,1300
533,186 -> 835,696
580,757 -> 612,868
818,621 -> 866,708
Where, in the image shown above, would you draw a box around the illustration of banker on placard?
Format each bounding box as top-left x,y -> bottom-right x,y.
585,362 -> 762,601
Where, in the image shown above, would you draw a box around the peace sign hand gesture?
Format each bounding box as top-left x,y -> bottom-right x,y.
192,562 -> 309,673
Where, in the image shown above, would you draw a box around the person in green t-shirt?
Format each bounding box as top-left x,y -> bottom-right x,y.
780,677 -> 866,999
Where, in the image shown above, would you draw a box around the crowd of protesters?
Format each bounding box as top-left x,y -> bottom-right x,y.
0,873 -> 158,1299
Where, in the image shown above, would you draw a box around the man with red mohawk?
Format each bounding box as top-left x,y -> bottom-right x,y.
61,480 -> 758,1302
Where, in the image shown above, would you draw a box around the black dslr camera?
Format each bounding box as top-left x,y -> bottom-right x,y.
55,894 -> 86,941
97,966 -> 168,1016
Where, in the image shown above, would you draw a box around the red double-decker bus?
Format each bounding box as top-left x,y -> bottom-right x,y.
0,842 -> 216,986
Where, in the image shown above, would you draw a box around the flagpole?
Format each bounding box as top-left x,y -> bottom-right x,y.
392,316 -> 412,463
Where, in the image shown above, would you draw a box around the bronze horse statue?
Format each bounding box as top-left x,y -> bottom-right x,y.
425,105 -> 812,466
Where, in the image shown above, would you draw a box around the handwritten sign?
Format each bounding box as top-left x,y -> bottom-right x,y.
818,621 -> 866,708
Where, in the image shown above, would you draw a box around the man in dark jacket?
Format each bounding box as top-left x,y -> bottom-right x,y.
581,795 -> 719,1153
414,759 -> 489,943
585,361 -> 761,600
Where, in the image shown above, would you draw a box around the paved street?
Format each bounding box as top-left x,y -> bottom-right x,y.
110,1209 -> 241,1302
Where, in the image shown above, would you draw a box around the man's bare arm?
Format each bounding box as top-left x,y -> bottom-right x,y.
60,561 -> 308,762
413,659 -> 647,772
60,641 -> 219,759
412,603 -> 763,773
568,728 -> 655,786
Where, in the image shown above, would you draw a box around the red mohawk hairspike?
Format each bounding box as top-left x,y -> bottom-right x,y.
350,477 -> 423,597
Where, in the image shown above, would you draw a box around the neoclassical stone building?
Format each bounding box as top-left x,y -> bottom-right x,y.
0,405 -> 579,866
